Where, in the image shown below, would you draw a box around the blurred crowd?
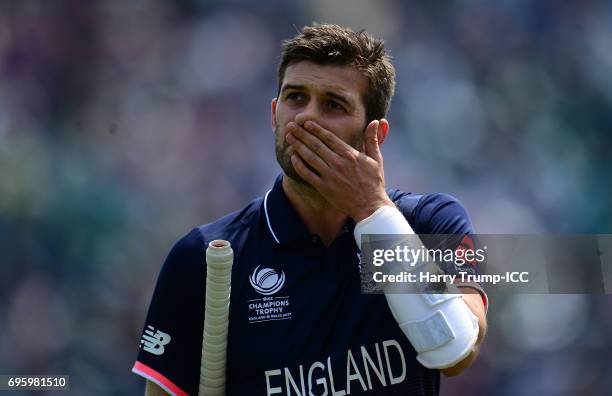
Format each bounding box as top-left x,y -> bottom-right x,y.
1,1 -> 611,395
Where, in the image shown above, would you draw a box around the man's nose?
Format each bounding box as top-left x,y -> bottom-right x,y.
294,102 -> 319,126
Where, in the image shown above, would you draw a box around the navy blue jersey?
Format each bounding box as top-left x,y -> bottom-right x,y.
133,175 -> 485,396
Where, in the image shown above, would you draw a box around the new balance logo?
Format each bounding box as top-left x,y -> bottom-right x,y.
140,325 -> 171,355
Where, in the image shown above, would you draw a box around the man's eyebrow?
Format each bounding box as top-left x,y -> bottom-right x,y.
280,84 -> 305,94
282,84 -> 353,105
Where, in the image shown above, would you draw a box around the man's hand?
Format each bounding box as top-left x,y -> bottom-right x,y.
285,119 -> 394,221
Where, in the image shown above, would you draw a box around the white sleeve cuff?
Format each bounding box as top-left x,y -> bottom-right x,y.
353,205 -> 415,248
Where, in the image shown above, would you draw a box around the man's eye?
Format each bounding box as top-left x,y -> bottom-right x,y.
286,92 -> 305,101
326,100 -> 346,112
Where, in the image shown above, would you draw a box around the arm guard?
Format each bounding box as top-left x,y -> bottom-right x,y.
354,206 -> 479,369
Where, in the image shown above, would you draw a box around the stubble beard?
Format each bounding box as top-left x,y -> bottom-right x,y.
274,125 -> 312,187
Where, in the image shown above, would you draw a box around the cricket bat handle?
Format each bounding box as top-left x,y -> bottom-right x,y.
199,240 -> 233,396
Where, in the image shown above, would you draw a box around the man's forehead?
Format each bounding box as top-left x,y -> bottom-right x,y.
282,61 -> 367,99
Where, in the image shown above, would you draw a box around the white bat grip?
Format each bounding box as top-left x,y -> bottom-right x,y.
199,240 -> 233,396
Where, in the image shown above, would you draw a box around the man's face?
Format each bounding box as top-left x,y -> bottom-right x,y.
272,61 -> 369,185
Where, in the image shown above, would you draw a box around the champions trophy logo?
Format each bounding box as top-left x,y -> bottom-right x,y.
249,265 -> 285,296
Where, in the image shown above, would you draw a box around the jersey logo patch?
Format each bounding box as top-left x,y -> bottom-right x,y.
249,265 -> 285,296
455,234 -> 477,266
248,266 -> 292,323
140,325 -> 171,355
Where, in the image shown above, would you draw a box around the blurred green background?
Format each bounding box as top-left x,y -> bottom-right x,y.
1,1 -> 611,395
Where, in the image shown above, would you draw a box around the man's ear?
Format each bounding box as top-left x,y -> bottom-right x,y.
271,98 -> 278,132
378,118 -> 389,145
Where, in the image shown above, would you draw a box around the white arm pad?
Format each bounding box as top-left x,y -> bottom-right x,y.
354,206 -> 416,247
354,205 -> 479,369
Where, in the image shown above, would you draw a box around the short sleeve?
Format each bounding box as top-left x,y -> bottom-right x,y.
397,193 -> 488,310
132,228 -> 206,396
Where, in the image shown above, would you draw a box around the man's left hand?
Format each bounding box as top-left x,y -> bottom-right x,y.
285,119 -> 394,221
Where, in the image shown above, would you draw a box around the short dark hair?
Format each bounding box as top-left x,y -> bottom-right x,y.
277,23 -> 396,122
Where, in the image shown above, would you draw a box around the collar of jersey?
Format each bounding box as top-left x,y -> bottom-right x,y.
264,174 -> 356,245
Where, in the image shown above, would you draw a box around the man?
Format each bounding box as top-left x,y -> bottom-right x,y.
133,23 -> 487,396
